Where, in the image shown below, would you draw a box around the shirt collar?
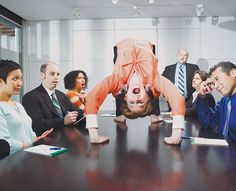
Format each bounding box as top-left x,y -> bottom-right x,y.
177,63 -> 186,69
42,84 -> 55,97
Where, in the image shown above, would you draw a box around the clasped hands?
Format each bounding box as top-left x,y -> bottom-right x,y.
199,78 -> 215,96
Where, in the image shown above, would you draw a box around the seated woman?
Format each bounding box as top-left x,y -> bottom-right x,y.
64,70 -> 88,110
186,70 -> 215,119
85,39 -> 185,144
0,59 -> 52,155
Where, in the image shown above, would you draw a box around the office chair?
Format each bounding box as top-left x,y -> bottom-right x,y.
0,139 -> 10,159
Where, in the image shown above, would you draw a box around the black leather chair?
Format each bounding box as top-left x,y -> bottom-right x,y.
0,139 -> 10,159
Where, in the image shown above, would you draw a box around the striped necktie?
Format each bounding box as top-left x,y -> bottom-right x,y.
178,65 -> 185,96
51,92 -> 63,118
223,99 -> 231,138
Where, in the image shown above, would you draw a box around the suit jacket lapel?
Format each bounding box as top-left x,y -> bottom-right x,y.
185,63 -> 195,97
170,64 -> 177,83
186,64 -> 192,82
38,85 -> 61,117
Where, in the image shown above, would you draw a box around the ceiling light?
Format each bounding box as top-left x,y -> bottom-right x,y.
133,11 -> 140,18
148,0 -> 155,4
133,5 -> 140,18
212,16 -> 219,25
112,0 -> 119,5
196,4 -> 204,17
152,18 -> 159,26
73,8 -> 80,19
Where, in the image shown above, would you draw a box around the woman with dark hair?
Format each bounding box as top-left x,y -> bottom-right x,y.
186,70 -> 215,118
85,39 -> 185,144
64,70 -> 88,110
0,59 -> 52,155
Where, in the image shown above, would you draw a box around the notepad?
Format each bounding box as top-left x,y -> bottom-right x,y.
191,137 -> 228,146
24,144 -> 70,157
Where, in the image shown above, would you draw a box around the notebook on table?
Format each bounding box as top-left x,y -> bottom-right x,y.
24,144 -> 69,157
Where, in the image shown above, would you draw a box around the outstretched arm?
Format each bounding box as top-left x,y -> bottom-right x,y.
155,75 -> 186,144
85,75 -> 118,143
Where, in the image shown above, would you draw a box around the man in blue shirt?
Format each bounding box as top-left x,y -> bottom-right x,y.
197,61 -> 236,141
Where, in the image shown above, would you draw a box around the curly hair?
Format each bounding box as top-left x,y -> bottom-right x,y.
64,70 -> 88,90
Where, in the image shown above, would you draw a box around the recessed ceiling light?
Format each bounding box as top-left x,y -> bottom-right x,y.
112,0 -> 119,5
148,0 -> 155,4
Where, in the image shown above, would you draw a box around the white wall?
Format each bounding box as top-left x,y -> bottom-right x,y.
23,17 -> 236,109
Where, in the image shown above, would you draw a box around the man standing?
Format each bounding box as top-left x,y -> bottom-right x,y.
197,61 -> 236,141
22,62 -> 82,136
162,49 -> 199,106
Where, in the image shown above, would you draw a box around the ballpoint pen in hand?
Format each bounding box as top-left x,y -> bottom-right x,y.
73,115 -> 86,125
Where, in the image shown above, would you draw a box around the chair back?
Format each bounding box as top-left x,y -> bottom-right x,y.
0,139 -> 10,159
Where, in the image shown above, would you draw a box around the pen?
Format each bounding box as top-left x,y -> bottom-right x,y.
49,147 -> 62,150
73,115 -> 86,124
181,136 -> 192,140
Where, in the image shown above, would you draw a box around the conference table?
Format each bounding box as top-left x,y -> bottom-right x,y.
0,111 -> 236,191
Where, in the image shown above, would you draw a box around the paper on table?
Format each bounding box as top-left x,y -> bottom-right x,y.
161,111 -> 171,115
164,119 -> 173,123
191,137 -> 228,146
101,113 -> 116,117
163,119 -> 187,124
24,144 -> 69,157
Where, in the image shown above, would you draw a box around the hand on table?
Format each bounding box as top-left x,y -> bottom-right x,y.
88,128 -> 109,144
164,129 -> 182,145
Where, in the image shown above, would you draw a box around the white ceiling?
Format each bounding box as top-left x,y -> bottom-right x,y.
1,0 -> 236,21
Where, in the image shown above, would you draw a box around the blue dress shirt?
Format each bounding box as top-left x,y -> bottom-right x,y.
197,92 -> 236,141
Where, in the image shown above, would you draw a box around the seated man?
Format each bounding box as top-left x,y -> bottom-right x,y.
22,62 -> 83,136
197,61 -> 236,141
85,39 -> 185,144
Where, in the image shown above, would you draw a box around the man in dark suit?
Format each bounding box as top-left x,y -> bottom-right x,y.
162,49 -> 199,110
22,62 -> 83,136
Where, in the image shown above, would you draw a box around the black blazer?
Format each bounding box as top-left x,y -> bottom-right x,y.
185,93 -> 215,119
162,63 -> 199,101
22,84 -> 83,136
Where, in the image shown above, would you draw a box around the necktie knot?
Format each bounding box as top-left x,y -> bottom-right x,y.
51,92 -> 56,99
